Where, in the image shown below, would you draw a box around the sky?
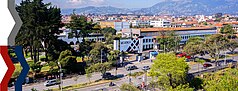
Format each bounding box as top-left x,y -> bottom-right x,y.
15,0 -> 180,9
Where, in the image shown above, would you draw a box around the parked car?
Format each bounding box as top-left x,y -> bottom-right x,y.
126,65 -> 138,71
142,66 -> 150,70
102,72 -> 114,80
176,52 -> 191,59
203,63 -> 212,68
44,79 -> 60,86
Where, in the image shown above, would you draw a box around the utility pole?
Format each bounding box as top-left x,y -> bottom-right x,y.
58,62 -> 63,91
101,49 -> 103,63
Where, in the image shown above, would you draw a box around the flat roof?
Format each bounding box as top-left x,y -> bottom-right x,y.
137,27 -> 216,32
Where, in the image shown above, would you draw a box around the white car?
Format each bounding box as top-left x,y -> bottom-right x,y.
44,79 -> 60,86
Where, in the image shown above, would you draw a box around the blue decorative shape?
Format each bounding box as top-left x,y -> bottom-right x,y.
14,46 -> 30,91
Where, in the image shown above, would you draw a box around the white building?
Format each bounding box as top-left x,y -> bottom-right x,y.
130,20 -> 150,27
150,19 -> 171,28
114,22 -> 130,31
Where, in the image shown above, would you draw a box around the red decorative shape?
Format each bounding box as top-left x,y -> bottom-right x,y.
0,46 -> 15,91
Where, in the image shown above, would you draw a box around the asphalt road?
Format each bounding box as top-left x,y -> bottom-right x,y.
9,50 -> 238,91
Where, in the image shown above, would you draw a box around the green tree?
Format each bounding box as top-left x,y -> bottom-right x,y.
225,40 -> 238,54
85,68 -> 93,83
149,53 -> 189,89
67,12 -> 98,62
204,34 -> 228,66
184,37 -> 204,59
157,31 -> 181,52
202,68 -> 238,91
101,27 -> 118,44
16,0 -> 63,62
120,83 -> 140,91
30,62 -> 43,79
58,50 -> 77,73
167,84 -> 194,91
101,27 -> 117,35
220,24 -> 235,34
87,62 -> 112,78
89,42 -> 108,63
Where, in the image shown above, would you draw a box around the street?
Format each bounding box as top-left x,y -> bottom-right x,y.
9,50 -> 238,91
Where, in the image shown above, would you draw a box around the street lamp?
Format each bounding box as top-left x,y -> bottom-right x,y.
128,69 -> 132,84
58,62 -> 63,91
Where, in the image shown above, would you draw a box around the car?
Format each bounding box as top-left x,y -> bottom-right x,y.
126,65 -> 138,71
176,52 -> 191,59
101,72 -> 114,80
142,66 -> 150,70
203,63 -> 212,68
44,79 -> 60,86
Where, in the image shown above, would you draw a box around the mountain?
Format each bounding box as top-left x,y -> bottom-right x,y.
62,0 -> 238,15
61,6 -> 131,15
134,0 -> 238,15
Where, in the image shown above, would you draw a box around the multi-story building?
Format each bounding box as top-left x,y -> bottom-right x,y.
122,27 -> 217,44
99,21 -> 130,31
150,19 -> 171,28
130,20 -> 150,27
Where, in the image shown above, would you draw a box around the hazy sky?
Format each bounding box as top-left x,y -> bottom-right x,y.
15,0 -> 180,9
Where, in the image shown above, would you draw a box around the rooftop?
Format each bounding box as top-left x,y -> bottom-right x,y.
138,27 -> 216,32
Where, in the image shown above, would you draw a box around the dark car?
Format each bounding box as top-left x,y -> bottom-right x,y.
102,72 -> 114,80
203,63 -> 212,68
126,65 -> 138,71
142,66 -> 150,70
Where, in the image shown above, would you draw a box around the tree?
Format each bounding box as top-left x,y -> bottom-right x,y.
225,40 -> 238,54
101,27 -> 117,44
204,34 -> 229,66
85,68 -> 93,83
220,24 -> 235,35
67,12 -> 98,61
184,37 -> 204,58
16,0 -> 63,62
30,62 -> 43,79
101,27 -> 117,35
57,50 -> 77,73
167,84 -> 194,91
157,31 -> 181,52
89,42 -> 108,63
202,68 -> 238,91
120,83 -> 140,91
87,62 -> 112,78
149,53 -> 189,89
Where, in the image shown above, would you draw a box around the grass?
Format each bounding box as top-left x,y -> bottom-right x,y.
50,79 -> 113,91
12,60 -> 52,78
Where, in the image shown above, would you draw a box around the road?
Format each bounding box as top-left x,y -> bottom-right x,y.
10,50 -> 238,91
9,59 -> 152,91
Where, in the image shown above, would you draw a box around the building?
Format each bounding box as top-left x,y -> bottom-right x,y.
130,20 -> 150,27
122,27 -> 217,44
150,19 -> 171,28
99,21 -> 130,31
58,29 -> 105,45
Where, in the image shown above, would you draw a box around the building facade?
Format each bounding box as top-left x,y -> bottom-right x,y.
99,21 -> 130,31
150,19 -> 171,28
